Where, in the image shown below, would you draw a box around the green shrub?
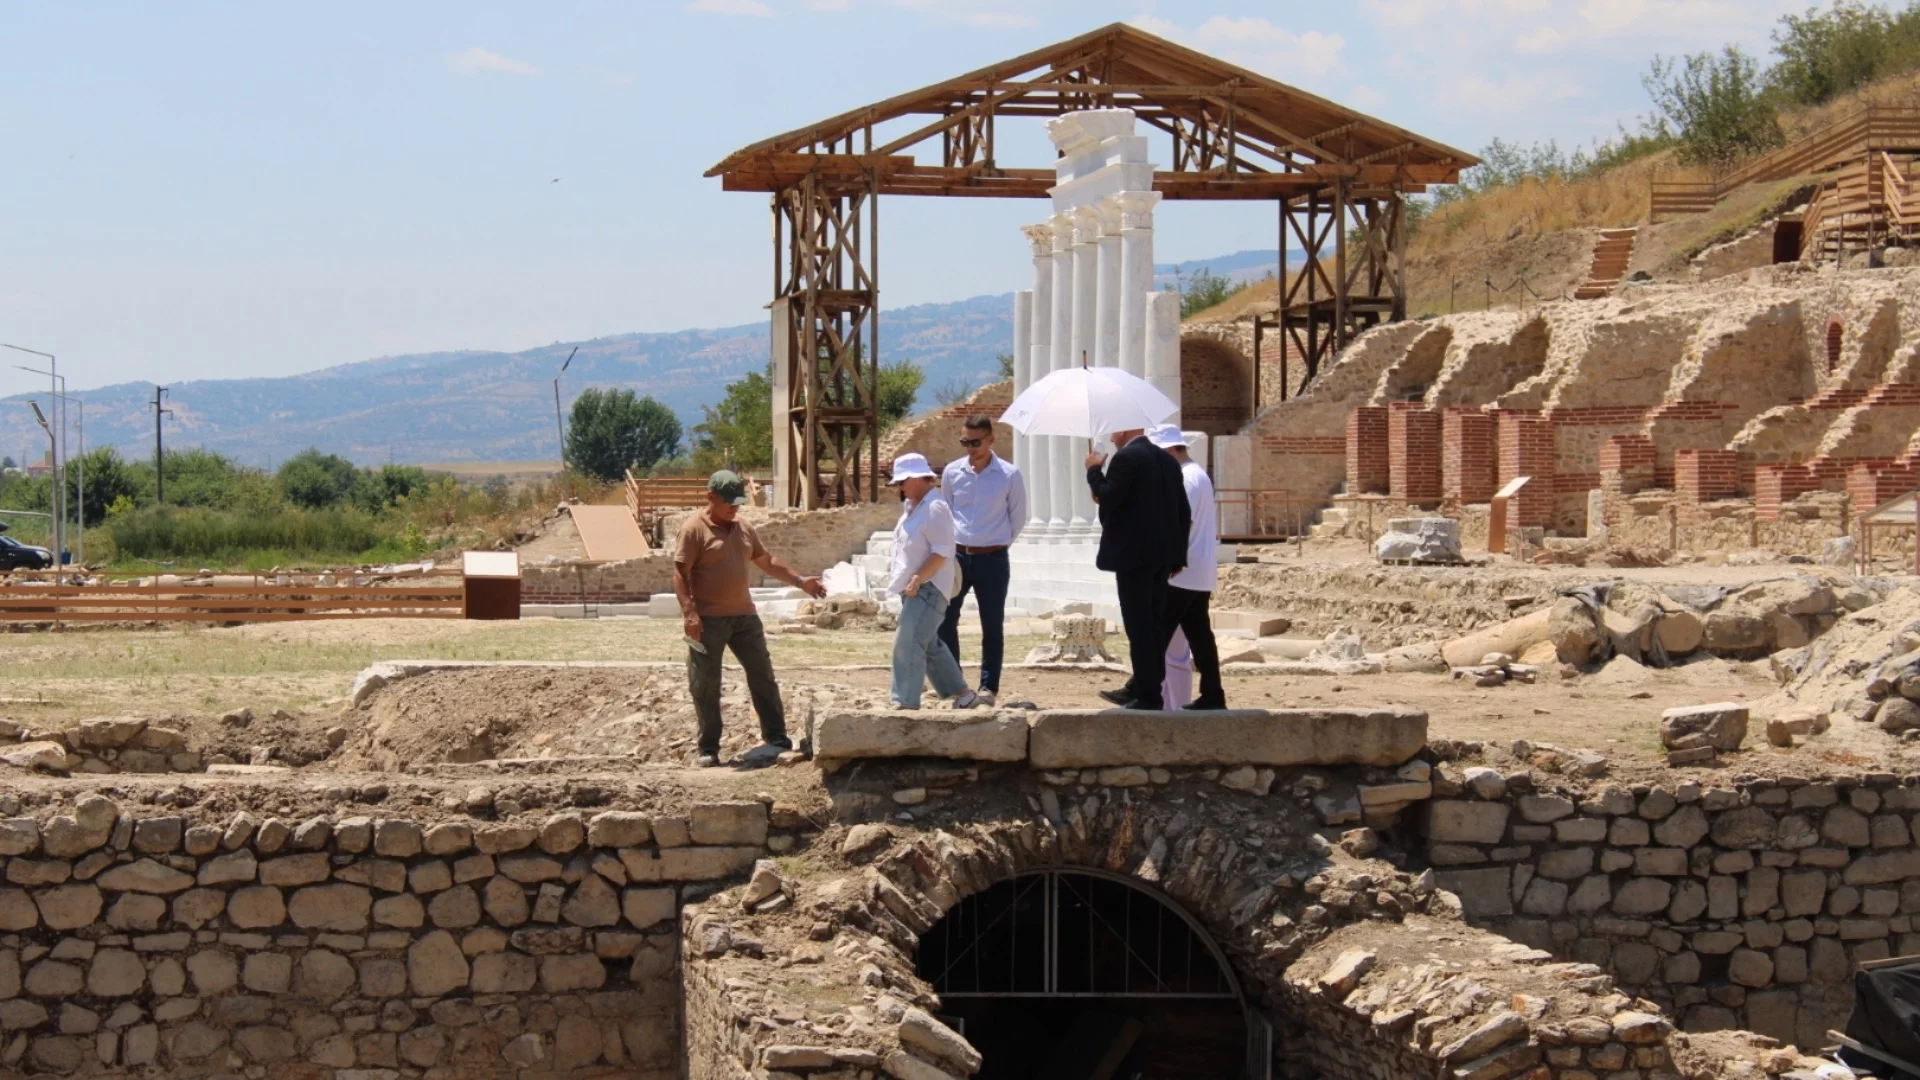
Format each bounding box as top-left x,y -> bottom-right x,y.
108,505 -> 390,562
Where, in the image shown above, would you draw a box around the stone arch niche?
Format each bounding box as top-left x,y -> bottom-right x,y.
914,868 -> 1255,1079
1181,334 -> 1256,436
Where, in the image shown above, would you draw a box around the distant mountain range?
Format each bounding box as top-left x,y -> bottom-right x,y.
0,250 -> 1288,468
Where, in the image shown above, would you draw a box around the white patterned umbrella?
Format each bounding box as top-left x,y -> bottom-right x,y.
1000,366 -> 1178,438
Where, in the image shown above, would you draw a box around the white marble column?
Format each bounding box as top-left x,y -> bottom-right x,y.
1144,289 -> 1183,427
1047,213 -> 1076,533
1116,191 -> 1160,380
1095,198 -> 1123,372
1020,223 -> 1054,537
1068,205 -> 1100,536
1012,289 -> 1032,508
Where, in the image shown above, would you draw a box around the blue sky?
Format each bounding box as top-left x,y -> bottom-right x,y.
0,0 -> 1807,399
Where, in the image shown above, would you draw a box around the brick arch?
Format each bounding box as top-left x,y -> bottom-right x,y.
1181,335 -> 1255,437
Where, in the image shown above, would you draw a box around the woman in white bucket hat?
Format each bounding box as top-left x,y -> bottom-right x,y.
886,453 -> 980,710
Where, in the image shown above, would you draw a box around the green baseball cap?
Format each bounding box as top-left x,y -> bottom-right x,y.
708,470 -> 749,506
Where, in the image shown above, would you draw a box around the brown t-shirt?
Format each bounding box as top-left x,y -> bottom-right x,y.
674,508 -> 767,617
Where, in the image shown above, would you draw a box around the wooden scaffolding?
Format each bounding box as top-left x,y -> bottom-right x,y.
707,22 -> 1476,506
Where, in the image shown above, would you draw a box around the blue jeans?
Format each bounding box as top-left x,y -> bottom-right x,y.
937,548 -> 1010,693
892,584 -> 970,708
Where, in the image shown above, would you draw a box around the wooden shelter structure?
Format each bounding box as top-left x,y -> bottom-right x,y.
708,22 -> 1476,507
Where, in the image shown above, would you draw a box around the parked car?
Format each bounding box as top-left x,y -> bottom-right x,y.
0,533 -> 53,571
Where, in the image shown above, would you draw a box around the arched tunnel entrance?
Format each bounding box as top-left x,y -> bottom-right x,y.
914,870 -> 1266,1080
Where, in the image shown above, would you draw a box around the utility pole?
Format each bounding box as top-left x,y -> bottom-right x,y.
554,346 -> 577,469
151,386 -> 171,504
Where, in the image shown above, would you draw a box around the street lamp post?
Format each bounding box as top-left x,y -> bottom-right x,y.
11,359 -> 66,570
28,401 -> 58,583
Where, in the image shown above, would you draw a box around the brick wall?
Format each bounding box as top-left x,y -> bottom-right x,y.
1675,449 -> 1742,503
1755,465 -> 1821,520
1442,408 -> 1497,504
1345,407 -> 1389,495
1496,411 -> 1556,526
1386,403 -> 1441,505
1847,462 -> 1920,512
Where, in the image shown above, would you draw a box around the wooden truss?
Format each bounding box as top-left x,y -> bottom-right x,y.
711,23 -> 1476,505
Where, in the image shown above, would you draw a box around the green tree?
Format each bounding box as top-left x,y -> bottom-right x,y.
877,359 -> 924,431
66,447 -> 141,527
692,367 -> 773,472
1176,267 -> 1239,318
278,449 -> 361,509
1769,1 -> 1916,105
354,464 -> 430,512
996,353 -> 1014,379
126,448 -> 257,509
564,388 -> 683,483
1643,47 -> 1782,168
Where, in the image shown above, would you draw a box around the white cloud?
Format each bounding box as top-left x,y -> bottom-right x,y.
884,0 -> 1034,28
1514,25 -> 1567,53
1129,15 -> 1347,80
446,46 -> 540,77
1444,72 -> 1582,112
688,0 -> 775,15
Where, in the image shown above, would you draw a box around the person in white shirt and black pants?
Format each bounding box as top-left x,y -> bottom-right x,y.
886,453 -> 981,711
1149,424 -> 1226,710
937,415 -> 1027,707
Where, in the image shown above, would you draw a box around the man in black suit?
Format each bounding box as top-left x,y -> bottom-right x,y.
1085,427 -> 1191,710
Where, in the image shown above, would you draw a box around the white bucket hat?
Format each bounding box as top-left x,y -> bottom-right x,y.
1147,423 -> 1188,449
887,452 -> 939,485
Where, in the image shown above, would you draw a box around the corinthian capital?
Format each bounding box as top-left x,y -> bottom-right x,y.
1021,224 -> 1055,258
1049,213 -> 1076,253
1115,191 -> 1162,230
1072,205 -> 1101,246
1094,197 -> 1125,237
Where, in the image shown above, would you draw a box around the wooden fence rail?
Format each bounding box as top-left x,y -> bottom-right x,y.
0,583 -> 467,624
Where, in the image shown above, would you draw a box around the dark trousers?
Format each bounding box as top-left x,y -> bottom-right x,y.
937,548 -> 1010,693
1115,567 -> 1170,709
687,613 -> 787,756
1161,586 -> 1224,707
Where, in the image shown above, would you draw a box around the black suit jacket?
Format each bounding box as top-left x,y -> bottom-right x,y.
1087,435 -> 1191,574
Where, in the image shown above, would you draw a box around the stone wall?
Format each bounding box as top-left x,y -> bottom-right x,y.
675,719 -> 1808,1080
520,501 -> 899,605
0,792 -> 782,1077
1280,265 -> 1920,537
876,381 -> 1014,476
1420,764 -> 1920,1049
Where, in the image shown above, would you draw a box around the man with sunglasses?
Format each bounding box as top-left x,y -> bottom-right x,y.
937,415 -> 1027,706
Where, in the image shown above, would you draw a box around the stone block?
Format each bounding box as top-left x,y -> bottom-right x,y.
815,710 -> 1030,763
687,804 -> 769,847
1025,707 -> 1425,768
619,847 -> 762,883
1659,702 -> 1748,751
1434,867 -> 1513,917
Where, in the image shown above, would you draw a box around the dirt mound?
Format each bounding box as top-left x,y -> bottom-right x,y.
338,666 -> 891,770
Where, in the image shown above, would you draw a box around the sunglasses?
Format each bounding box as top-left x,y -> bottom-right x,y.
959,437 -> 987,447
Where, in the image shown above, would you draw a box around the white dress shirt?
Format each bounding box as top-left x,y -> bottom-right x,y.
941,454 -> 1027,548
1169,459 -> 1218,593
888,491 -> 958,598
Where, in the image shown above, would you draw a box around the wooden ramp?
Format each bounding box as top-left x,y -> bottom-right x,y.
568,505 -> 651,562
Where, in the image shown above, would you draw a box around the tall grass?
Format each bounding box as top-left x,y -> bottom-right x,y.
107,505 -> 393,564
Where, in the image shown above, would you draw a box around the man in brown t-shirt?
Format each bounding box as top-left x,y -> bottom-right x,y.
674,470 -> 827,767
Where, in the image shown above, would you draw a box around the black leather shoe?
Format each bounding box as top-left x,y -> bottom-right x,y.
1187,697 -> 1228,711
1097,687 -> 1136,706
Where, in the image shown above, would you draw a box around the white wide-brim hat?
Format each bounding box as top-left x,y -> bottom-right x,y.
1146,423 -> 1188,449
888,452 -> 939,484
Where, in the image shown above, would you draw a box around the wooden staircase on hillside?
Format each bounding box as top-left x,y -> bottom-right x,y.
1573,228 -> 1638,300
